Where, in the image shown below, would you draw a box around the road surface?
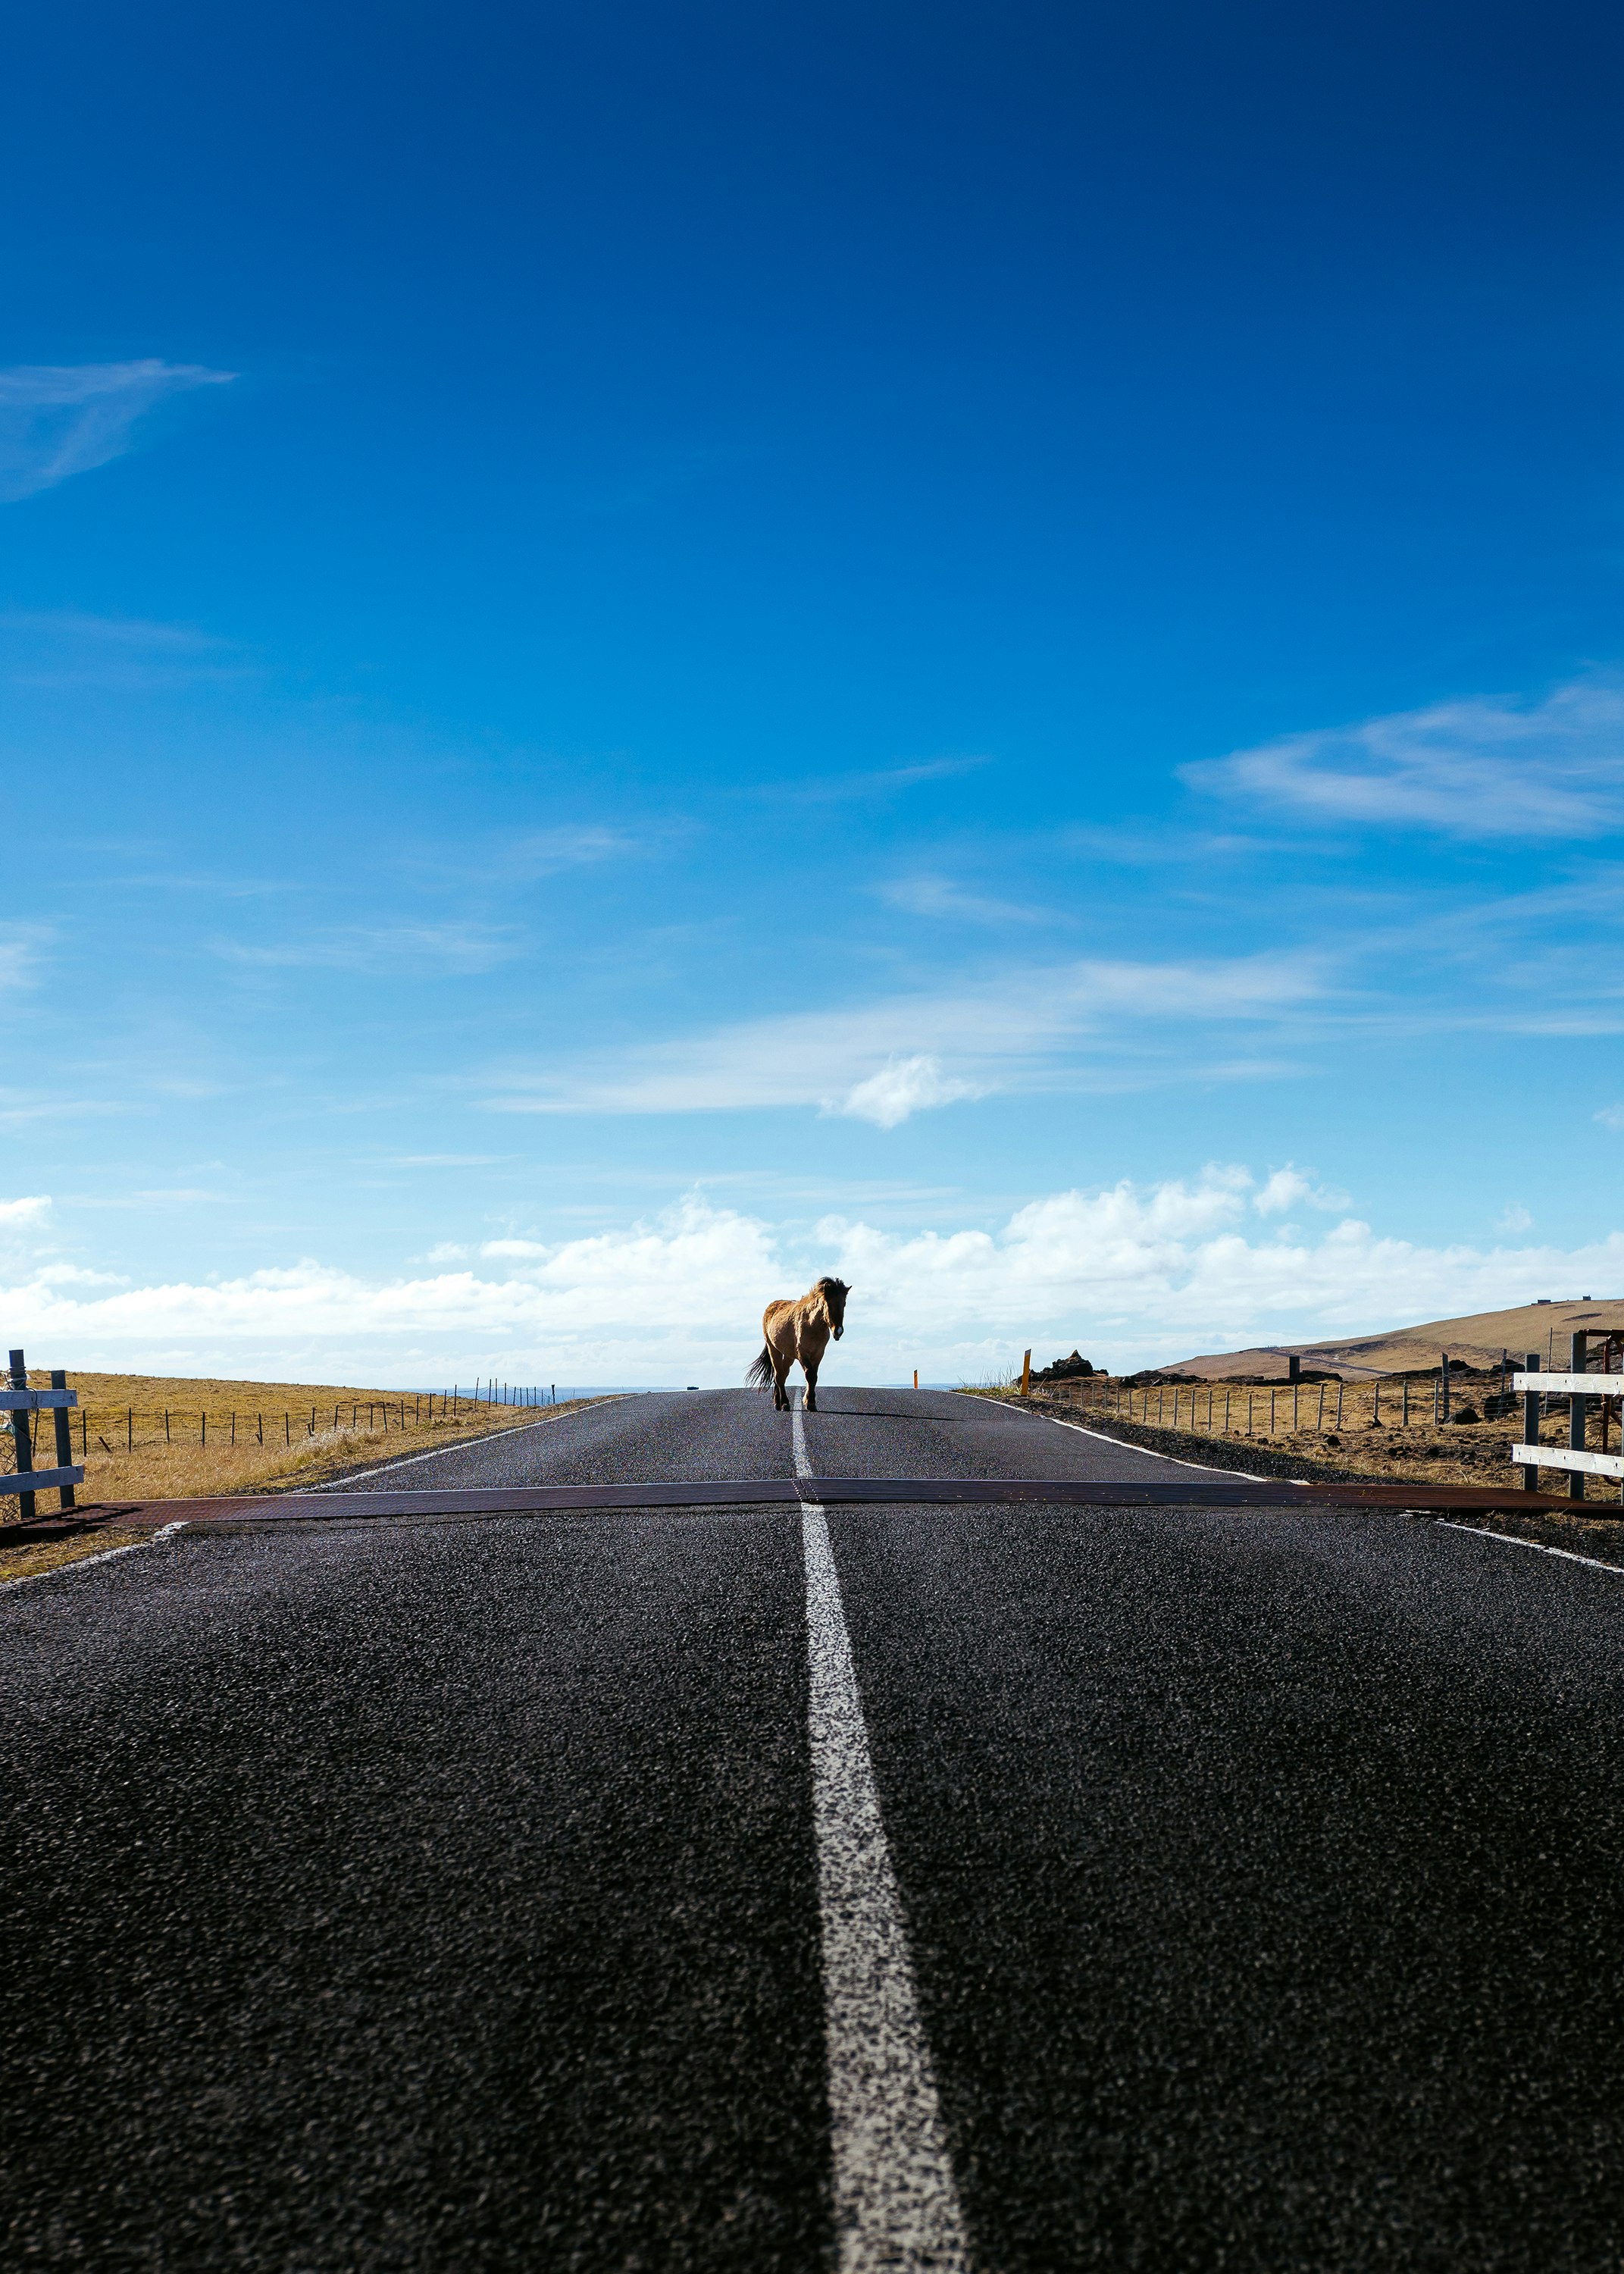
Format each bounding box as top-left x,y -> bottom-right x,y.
6,1386 -> 1624,2269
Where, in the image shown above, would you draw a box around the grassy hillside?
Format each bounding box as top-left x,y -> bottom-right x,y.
1166,1297 -> 1624,1380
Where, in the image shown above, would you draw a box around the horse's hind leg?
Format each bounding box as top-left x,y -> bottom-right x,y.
772,1356 -> 792,1411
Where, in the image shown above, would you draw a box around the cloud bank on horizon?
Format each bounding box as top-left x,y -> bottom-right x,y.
2,1178 -> 1613,1386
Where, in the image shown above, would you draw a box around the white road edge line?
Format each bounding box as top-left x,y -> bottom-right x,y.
793,1394 -> 971,2273
1437,1519 -> 1624,1577
1,1518 -> 189,1592
952,1392 -> 1280,1487
305,1398 -> 621,1489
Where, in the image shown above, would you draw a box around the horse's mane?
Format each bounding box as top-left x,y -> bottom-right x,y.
815,1275 -> 850,1296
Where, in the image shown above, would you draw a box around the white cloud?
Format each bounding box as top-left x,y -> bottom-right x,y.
0,1195 -> 51,1227
1184,677 -> 1624,841
0,361 -> 235,501
1596,1105 -> 1624,1132
15,1177 -> 1624,1385
836,1056 -> 982,1129
484,951 -> 1322,1123
1253,1164 -> 1351,1217
1497,1204 -> 1533,1233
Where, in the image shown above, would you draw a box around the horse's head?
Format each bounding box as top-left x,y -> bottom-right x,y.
818,1276 -> 850,1339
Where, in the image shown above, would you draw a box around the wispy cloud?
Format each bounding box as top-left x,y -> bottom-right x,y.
790,756 -> 989,804
879,873 -> 1057,926
0,929 -> 45,991
1184,677 -> 1624,841
215,923 -> 517,975
505,826 -> 643,875
1064,825 -> 1278,866
0,607 -> 238,690
389,1154 -> 508,1169
482,951 -> 1324,1125
0,1195 -> 51,1229
0,361 -> 235,501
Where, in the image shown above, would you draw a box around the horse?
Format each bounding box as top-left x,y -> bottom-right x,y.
746,1276 -> 850,1411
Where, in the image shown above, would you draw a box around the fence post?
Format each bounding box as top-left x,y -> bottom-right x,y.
1569,1333 -> 1589,1501
50,1369 -> 76,1511
1441,1350 -> 1451,1422
1020,1349 -> 1031,1395
9,1349 -> 35,1521
1522,1350 -> 1541,1492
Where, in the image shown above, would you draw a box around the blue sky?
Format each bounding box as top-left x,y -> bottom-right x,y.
5,0 -> 1624,1386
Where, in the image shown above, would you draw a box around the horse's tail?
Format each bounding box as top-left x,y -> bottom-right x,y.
746,1343 -> 774,1390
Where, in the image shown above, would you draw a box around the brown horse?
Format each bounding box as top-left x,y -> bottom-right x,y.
746,1276 -> 850,1411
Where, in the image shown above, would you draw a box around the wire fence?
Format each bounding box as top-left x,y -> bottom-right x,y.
40,1383 -> 559,1463
1057,1342 -> 1624,1450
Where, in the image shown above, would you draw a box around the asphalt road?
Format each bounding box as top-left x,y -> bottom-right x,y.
7,1386 -> 1624,2269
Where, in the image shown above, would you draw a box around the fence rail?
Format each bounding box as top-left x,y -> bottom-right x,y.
1512,1338 -> 1624,1500
2,1350 -> 85,1520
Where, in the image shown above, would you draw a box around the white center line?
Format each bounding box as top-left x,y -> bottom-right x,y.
794,1393 -> 970,2272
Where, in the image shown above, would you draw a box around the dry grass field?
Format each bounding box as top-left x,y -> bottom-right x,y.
1,1369 -> 612,1585
1026,1371 -> 1624,1497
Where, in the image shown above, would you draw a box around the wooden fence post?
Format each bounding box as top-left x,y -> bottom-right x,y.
1441,1351 -> 1451,1422
1522,1349 -> 1540,1492
50,1369 -> 76,1511
1569,1333 -> 1589,1501
9,1350 -> 34,1521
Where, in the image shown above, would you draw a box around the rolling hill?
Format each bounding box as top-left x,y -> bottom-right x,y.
1165,1296 -> 1624,1380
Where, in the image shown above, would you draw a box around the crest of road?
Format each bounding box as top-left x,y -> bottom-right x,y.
7,1383 -> 1624,2269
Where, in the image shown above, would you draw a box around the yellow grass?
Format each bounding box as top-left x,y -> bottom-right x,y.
2,1367 -> 612,1511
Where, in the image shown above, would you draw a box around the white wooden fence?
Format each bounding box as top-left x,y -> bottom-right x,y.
2,1347 -> 86,1521
1511,1330 -> 1624,1501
